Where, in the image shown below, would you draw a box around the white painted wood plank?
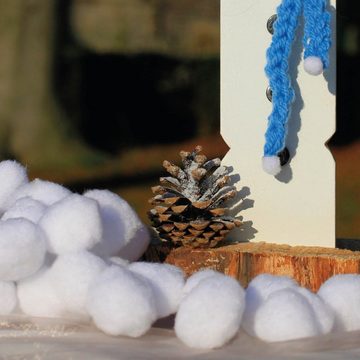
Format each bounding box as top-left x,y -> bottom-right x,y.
221,0 -> 336,246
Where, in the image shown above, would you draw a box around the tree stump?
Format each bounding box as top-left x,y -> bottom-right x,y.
144,242 -> 360,292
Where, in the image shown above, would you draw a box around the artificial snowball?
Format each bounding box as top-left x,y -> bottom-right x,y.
86,266 -> 157,337
242,274 -> 298,336
175,274 -> 245,349
0,160 -> 28,214
304,56 -> 324,76
6,178 -> 71,208
0,219 -> 46,281
84,189 -> 150,259
17,267 -> 67,319
116,226 -> 150,262
39,194 -> 103,255
318,274 -> 360,332
254,288 -> 320,342
296,287 -> 334,335
129,262 -> 185,318
0,281 -> 17,315
2,197 -> 47,223
109,257 -> 130,267
50,251 -> 107,317
262,156 -> 281,176
182,269 -> 224,298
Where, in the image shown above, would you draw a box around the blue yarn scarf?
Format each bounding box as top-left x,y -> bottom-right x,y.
263,0 -> 331,174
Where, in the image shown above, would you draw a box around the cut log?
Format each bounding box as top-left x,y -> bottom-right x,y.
144,242 -> 360,292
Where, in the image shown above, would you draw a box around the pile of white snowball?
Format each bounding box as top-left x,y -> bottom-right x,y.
1,159 -> 360,350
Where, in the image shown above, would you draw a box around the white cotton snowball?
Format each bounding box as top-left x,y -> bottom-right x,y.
0,219 -> 46,281
182,269 -> 224,298
304,56 -> 324,76
242,274 -> 298,336
296,287 -> 334,335
17,267 -> 67,318
86,266 -> 157,337
116,226 -> 150,262
0,160 -> 28,214
129,262 -> 185,318
254,288 -> 321,342
84,189 -> 150,260
175,275 -> 245,349
0,281 -> 17,315
39,194 -> 103,255
262,156 -> 281,176
109,257 -> 130,267
2,197 -> 47,223
6,178 -> 71,208
318,274 -> 360,332
50,251 -> 107,317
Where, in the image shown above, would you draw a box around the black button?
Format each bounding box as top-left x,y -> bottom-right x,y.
266,86 -> 272,102
267,14 -> 277,35
277,147 -> 290,166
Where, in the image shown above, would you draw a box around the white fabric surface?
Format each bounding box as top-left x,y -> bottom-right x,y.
1,315 -> 360,359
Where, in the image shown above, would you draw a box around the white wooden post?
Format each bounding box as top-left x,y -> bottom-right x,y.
221,0 -> 336,247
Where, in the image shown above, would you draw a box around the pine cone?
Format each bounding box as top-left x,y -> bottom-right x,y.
148,146 -> 242,248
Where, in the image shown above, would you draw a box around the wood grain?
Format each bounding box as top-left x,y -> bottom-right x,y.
144,242 -> 360,291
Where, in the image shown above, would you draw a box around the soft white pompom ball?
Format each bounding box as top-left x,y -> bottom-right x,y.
318,274 -> 360,332
296,287 -> 334,334
2,197 -> 47,223
50,251 -> 107,317
129,262 -> 185,318
0,160 -> 28,214
304,56 -> 324,76
116,226 -> 150,262
182,269 -> 224,298
0,281 -> 17,315
84,189 -> 150,260
0,219 -> 46,281
254,288 -> 320,342
86,266 -> 157,337
175,275 -> 245,349
17,267 -> 67,318
242,274 -> 298,336
39,194 -> 103,255
262,156 -> 281,176
108,257 -> 130,267
6,178 -> 71,208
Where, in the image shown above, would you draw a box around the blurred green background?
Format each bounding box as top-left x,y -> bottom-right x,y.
0,0 -> 358,241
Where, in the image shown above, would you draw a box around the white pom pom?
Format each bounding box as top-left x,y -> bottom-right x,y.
0,281 -> 17,315
254,288 -> 321,342
0,160 -> 28,214
6,179 -> 71,208
304,56 -> 324,76
262,156 -> 281,176
39,194 -> 103,255
2,197 -> 47,223
0,219 -> 46,281
182,269 -> 224,298
84,189 -> 150,260
86,266 -> 157,337
116,226 -> 150,262
50,251 -> 107,317
175,275 -> 245,349
108,256 -> 130,267
318,274 -> 360,332
242,274 -> 298,336
296,287 -> 335,334
17,267 -> 67,318
129,262 -> 185,318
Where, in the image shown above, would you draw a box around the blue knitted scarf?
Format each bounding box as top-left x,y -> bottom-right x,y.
263,0 -> 331,176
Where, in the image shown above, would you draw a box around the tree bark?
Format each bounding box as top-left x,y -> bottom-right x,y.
144,242 -> 360,292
